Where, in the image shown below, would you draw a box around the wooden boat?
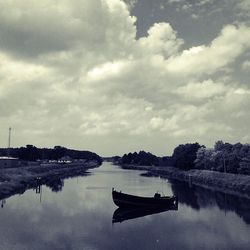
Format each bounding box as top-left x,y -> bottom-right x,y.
112,188 -> 178,208
112,204 -> 178,223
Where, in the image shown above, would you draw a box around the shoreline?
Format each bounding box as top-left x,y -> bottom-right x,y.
0,161 -> 100,200
119,164 -> 250,199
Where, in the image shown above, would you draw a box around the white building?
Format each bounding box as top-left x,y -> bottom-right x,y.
0,157 -> 21,168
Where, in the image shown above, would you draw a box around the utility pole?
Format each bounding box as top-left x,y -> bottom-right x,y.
223,152 -> 226,173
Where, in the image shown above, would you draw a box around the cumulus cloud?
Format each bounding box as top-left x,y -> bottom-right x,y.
166,0 -> 216,14
123,0 -> 137,9
0,0 -> 249,155
138,23 -> 184,57
166,24 -> 250,76
237,0 -> 250,16
242,60 -> 250,71
174,80 -> 227,100
0,0 -> 136,60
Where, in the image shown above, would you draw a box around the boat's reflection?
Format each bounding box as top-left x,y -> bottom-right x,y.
112,203 -> 178,223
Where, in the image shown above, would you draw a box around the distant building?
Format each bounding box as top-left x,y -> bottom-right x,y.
0,127 -> 21,168
59,156 -> 72,163
0,157 -> 21,168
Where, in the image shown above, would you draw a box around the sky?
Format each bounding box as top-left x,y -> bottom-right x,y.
0,0 -> 250,156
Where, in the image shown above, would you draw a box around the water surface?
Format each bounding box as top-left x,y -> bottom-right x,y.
0,162 -> 250,250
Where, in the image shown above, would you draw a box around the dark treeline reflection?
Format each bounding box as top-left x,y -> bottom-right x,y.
0,169 -> 91,201
35,174 -> 89,194
170,180 -> 250,224
32,172 -> 90,196
45,178 -> 64,193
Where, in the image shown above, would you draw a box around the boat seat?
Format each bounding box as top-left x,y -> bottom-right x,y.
154,193 -> 161,198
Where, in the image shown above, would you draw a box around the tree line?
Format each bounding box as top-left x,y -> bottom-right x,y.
0,145 -> 102,164
119,141 -> 250,175
195,141 -> 250,175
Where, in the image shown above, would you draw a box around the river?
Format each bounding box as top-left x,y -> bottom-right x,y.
0,162 -> 250,250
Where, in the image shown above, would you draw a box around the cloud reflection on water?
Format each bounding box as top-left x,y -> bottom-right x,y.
0,162 -> 250,250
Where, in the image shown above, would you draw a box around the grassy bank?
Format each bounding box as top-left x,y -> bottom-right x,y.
120,164 -> 250,199
0,161 -> 100,200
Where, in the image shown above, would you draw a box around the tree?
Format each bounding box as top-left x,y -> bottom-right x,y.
195,148 -> 215,170
121,151 -> 159,166
238,157 -> 250,175
172,143 -> 203,170
0,145 -> 102,164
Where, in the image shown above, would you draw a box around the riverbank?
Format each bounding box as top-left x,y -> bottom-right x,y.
0,160 -> 100,200
120,164 -> 250,199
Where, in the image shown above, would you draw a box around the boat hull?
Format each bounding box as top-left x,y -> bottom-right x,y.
112,190 -> 177,208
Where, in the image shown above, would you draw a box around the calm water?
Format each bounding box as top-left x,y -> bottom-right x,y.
1,162 -> 250,250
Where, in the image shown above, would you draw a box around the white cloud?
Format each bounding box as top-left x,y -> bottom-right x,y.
150,117 -> 165,130
166,24 -> 250,76
191,14 -> 199,19
166,0 -> 216,14
174,80 -> 227,100
0,0 -> 136,60
242,60 -> 250,71
0,0 -> 250,155
138,23 -> 184,57
123,0 -> 137,9
87,61 -> 125,81
237,0 -> 250,15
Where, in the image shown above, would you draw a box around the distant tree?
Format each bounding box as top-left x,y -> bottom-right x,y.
195,147 -> 214,170
238,157 -> 250,175
159,156 -> 173,166
0,145 -> 102,164
16,145 -> 39,161
121,153 -> 133,164
112,156 -> 121,162
195,141 -> 250,174
121,151 -> 159,166
172,143 -> 203,170
53,146 -> 67,160
214,140 -> 225,151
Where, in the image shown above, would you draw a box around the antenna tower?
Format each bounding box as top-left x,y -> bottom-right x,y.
7,127 -> 11,157
8,127 -> 11,148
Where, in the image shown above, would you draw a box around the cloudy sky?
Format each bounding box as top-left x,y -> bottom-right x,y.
0,0 -> 250,156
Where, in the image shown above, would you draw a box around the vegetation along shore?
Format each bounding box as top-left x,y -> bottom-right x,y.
117,141 -> 250,198
0,146 -> 102,200
1,140 -> 250,200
